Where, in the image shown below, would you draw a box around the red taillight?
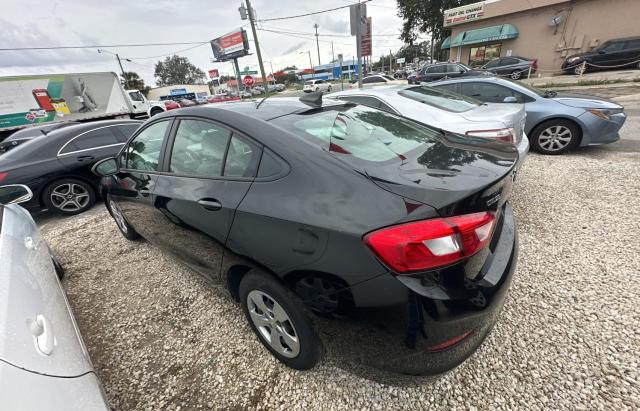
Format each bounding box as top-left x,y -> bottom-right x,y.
466,128 -> 515,144
0,172 -> 7,182
427,331 -> 474,352
364,212 -> 496,274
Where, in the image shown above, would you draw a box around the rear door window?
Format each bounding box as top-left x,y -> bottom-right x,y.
501,57 -> 519,66
338,96 -> 395,113
460,82 -> 527,103
169,119 -> 231,177
113,124 -> 141,142
60,126 -> 120,154
363,76 -> 384,84
398,86 -> 481,112
223,135 -> 261,177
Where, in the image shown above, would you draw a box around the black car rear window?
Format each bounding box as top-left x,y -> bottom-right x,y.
272,105 -> 440,163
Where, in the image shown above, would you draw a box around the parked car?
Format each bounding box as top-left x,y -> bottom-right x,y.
0,122 -> 79,154
207,95 -> 241,104
430,76 -> 626,154
163,100 -> 181,111
0,119 -> 142,214
481,56 -> 538,80
562,36 -> 640,75
352,75 -> 406,88
407,72 -> 417,84
393,69 -> 408,79
92,97 -> 518,375
328,85 -> 528,168
178,98 -> 196,107
275,83 -> 286,92
250,87 -> 264,96
414,62 -> 487,83
0,184 -> 109,410
303,79 -> 332,93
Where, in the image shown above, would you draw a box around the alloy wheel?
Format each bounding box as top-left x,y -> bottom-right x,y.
247,290 -> 300,358
109,199 -> 128,234
538,125 -> 573,152
511,70 -> 522,80
50,183 -> 90,212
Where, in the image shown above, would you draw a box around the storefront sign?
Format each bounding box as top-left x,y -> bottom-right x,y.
444,2 -> 485,27
360,17 -> 373,56
208,69 -> 219,78
396,57 -> 406,64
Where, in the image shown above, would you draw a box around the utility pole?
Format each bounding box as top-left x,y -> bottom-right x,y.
356,5 -> 363,88
245,0 -> 269,97
313,23 -> 321,66
115,54 -> 126,78
331,42 -> 335,80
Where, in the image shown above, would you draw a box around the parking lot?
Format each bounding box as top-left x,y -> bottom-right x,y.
35,114 -> 640,410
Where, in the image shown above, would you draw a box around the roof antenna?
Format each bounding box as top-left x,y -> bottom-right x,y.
299,91 -> 323,108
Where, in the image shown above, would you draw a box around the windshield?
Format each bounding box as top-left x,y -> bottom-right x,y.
398,86 -> 482,112
273,105 -> 441,163
128,91 -> 145,102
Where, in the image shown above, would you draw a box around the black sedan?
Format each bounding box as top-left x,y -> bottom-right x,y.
93,96 -> 518,375
0,122 -> 79,154
0,119 -> 141,215
481,56 -> 538,80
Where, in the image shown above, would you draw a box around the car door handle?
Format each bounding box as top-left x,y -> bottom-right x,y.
77,155 -> 95,161
197,199 -> 222,211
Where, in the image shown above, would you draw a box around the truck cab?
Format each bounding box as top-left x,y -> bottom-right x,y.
125,90 -> 165,118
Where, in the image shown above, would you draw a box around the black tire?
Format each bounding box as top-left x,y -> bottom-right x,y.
149,107 -> 164,117
239,270 -> 323,370
530,119 -> 580,155
43,178 -> 95,215
327,86 -> 332,92
105,195 -> 141,241
510,70 -> 522,80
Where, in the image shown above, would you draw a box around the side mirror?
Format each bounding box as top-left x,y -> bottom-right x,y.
503,96 -> 518,103
0,184 -> 33,205
92,157 -> 119,177
460,69 -> 465,73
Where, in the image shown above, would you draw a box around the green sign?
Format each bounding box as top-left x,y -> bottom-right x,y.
239,70 -> 258,75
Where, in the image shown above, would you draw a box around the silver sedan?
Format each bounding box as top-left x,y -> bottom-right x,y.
0,185 -> 109,410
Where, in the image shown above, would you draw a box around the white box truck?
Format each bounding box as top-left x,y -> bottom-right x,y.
0,72 -> 165,135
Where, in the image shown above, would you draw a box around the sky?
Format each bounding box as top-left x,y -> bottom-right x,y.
0,0 -> 427,87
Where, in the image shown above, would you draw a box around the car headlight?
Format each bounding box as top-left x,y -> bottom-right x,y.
587,108 -> 623,120
566,57 -> 581,64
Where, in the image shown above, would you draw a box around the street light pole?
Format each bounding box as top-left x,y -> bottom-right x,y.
313,23 -> 321,66
244,0 -> 269,97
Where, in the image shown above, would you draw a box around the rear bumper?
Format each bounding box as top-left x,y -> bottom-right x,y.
516,134 -> 530,169
577,111 -> 626,146
312,203 -> 518,377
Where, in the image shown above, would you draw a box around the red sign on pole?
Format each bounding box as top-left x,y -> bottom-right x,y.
361,17 -> 372,56
208,69 -> 219,78
243,75 -> 255,87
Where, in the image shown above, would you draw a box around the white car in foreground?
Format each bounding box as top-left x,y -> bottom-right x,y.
0,184 -> 109,410
303,79 -> 332,93
328,85 -> 529,168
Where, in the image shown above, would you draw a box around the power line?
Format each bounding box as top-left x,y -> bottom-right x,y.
257,28 -> 352,46
0,41 -> 209,52
258,1 -> 370,22
129,42 -> 210,60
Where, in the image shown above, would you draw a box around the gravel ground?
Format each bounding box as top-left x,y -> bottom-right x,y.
40,132 -> 640,410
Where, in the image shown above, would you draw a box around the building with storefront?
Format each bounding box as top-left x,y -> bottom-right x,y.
441,0 -> 640,73
303,58 -> 363,81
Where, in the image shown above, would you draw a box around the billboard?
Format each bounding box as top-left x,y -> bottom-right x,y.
208,69 -> 219,78
210,29 -> 250,62
0,72 -> 128,129
444,2 -> 485,27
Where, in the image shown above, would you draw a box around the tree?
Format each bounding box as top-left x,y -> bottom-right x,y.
121,71 -> 151,95
154,55 -> 206,86
282,65 -> 297,72
396,0 -> 476,46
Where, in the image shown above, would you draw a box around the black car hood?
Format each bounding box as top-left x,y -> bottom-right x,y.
566,51 -> 591,60
364,132 -> 518,215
